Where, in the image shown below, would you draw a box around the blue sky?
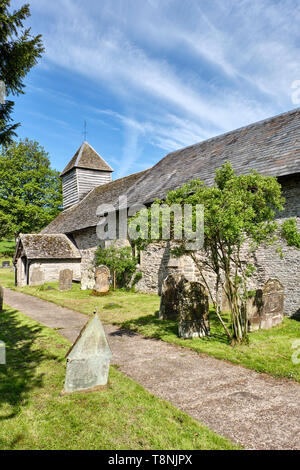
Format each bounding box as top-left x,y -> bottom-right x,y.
11,0 -> 300,179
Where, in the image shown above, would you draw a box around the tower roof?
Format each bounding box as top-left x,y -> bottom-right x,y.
60,142 -> 114,177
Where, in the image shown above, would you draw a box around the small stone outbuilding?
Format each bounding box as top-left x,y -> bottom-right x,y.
13,233 -> 81,287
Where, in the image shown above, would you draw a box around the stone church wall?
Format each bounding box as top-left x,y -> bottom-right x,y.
135,175 -> 300,317
73,227 -> 100,290
68,175 -> 299,315
73,226 -> 129,290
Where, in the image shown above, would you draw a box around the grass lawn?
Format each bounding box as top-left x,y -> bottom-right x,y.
14,281 -> 160,324
0,267 -> 15,288
0,306 -> 238,450
2,268 -> 300,384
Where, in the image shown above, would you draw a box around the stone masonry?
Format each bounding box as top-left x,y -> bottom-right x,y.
134,175 -> 300,317
60,175 -> 300,317
73,227 -> 100,290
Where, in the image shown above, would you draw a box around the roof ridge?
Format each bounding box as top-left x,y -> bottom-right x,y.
60,141 -> 114,176
125,107 -> 300,206
41,169 -> 149,234
164,106 -> 300,159
83,141 -> 114,172
75,142 -> 85,167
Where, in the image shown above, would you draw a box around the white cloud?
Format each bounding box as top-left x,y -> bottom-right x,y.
21,0 -> 300,174
35,1 -> 274,129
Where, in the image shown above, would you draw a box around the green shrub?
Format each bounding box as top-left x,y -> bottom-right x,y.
281,218 -> 300,248
95,246 -> 138,289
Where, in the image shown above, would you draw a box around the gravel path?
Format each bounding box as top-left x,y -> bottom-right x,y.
3,287 -> 300,450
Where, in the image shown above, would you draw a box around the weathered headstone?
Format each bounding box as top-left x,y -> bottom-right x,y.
247,278 -> 284,331
2,261 -> 10,268
0,286 -> 3,312
178,280 -> 210,338
30,267 -> 45,286
0,340 -> 5,365
221,286 -> 231,312
59,269 -> 73,291
63,312 -> 112,394
92,265 -> 110,296
159,273 -> 185,320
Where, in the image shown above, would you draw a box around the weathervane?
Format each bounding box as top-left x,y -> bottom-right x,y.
83,120 -> 88,141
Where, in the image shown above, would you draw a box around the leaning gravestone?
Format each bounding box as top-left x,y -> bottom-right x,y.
159,273 -> 185,320
59,269 -> 73,291
92,265 -> 110,296
63,311 -> 112,394
247,278 -> 284,331
30,267 -> 45,286
0,286 -> 3,312
178,280 -> 210,338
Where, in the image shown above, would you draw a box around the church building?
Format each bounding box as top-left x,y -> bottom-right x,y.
14,108 -> 300,317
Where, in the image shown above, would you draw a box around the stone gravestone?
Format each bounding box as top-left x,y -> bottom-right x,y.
2,261 -> 10,268
247,278 -> 284,331
221,286 -> 231,312
178,280 -> 210,338
159,273 -> 185,320
59,269 -> 73,291
92,265 -> 110,296
30,267 -> 45,286
0,286 -> 3,312
0,340 -> 5,365
64,311 -> 112,394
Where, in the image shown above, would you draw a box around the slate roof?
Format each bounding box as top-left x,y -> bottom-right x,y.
14,234 -> 81,262
125,108 -> 300,206
60,141 -> 113,177
42,170 -> 148,234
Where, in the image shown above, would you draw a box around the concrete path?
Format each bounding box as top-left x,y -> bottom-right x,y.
3,287 -> 300,450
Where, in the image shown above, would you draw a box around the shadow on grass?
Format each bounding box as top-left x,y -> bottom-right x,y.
0,308 -> 59,421
121,310 -> 230,345
291,308 -> 300,321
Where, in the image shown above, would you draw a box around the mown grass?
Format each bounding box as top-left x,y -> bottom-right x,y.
0,267 -> 15,288
14,281 -> 160,324
0,306 -> 238,450
0,239 -> 15,261
122,310 -> 300,382
3,269 -> 300,383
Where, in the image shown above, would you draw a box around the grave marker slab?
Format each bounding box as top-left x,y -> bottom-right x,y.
59,269 -> 73,291
247,278 -> 284,331
93,265 -> 110,296
0,340 -> 5,365
178,280 -> 210,338
64,312 -> 112,394
159,273 -> 185,320
30,268 -> 45,286
0,286 -> 3,312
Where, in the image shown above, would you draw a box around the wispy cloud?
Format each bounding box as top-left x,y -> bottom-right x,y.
15,0 -> 300,175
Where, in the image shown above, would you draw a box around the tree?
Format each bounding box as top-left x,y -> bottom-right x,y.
281,218 -> 300,248
0,139 -> 62,238
95,246 -> 137,289
131,162 -> 287,344
0,1 -> 44,145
